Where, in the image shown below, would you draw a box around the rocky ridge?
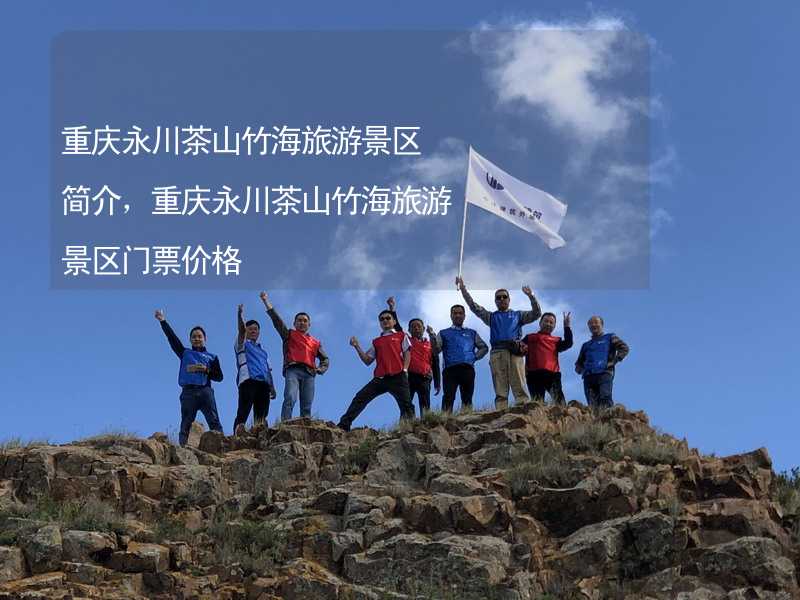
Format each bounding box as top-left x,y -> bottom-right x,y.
1,401 -> 798,599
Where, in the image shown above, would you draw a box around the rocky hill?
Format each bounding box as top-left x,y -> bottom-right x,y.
1,402 -> 798,599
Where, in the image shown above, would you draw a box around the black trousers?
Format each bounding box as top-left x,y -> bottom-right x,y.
525,369 -> 565,405
583,372 -> 614,410
234,379 -> 270,429
338,373 -> 414,430
408,371 -> 432,413
442,363 -> 475,413
179,386 -> 223,446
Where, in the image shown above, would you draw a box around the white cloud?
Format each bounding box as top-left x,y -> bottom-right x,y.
392,137 -> 468,186
650,207 -> 673,239
599,145 -> 678,196
326,225 -> 388,288
559,199 -> 647,270
472,17 -> 645,142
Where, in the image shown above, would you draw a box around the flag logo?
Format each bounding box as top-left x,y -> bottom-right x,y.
465,146 -> 568,250
485,173 -> 504,190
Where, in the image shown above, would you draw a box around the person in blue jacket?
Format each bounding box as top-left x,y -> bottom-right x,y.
233,303 -> 276,434
435,304 -> 489,413
155,309 -> 224,446
457,276 -> 542,409
574,315 -> 630,412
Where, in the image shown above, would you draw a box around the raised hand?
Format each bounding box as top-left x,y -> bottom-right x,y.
349,336 -> 360,348
259,291 -> 272,309
564,311 -> 572,328
386,296 -> 396,311
455,275 -> 464,290
237,303 -> 244,314
154,309 -> 165,322
522,285 -> 533,297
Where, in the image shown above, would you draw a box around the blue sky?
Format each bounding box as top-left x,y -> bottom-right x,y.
1,2 -> 799,472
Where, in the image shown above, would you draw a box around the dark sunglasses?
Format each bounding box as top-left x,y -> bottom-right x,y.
379,315 -> 394,321
495,294 -> 509,300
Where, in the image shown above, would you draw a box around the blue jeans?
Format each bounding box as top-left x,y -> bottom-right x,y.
179,386 -> 223,445
281,365 -> 316,420
583,372 -> 614,410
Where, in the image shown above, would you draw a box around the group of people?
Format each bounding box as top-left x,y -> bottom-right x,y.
155,291 -> 329,445
155,279 -> 629,445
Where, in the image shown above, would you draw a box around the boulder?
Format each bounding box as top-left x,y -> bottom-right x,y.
62,529 -> 117,563
686,536 -> 796,591
428,473 -> 486,497
109,542 -> 170,573
0,546 -> 26,583
19,524 -> 62,574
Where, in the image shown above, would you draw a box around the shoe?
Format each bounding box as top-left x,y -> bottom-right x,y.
234,424 -> 246,437
337,421 -> 351,432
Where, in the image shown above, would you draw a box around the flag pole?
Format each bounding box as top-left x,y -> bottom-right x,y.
457,194 -> 468,278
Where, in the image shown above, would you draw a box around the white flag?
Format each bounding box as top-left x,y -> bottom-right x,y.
465,146 -> 567,249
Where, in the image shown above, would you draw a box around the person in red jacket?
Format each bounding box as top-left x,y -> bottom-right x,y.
522,311 -> 572,405
337,309 -> 415,431
407,318 -> 441,414
260,291 -> 329,421
386,296 -> 440,414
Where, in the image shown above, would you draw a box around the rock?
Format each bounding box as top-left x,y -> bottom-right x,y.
198,430 -> 226,455
423,453 -> 470,487
331,530 -> 363,563
343,533 -> 511,598
256,442 -> 319,486
400,495 -> 451,533
187,421 -> 205,448
556,516 -> 626,578
61,529 -> 117,563
365,439 -> 423,485
267,419 -> 343,445
14,451 -> 56,502
449,494 -> 511,535
519,476 -> 637,537
428,474 -> 486,497
19,524 -> 62,574
685,498 -> 790,548
0,402 -> 798,598
518,477 -> 599,537
109,542 -> 170,573
554,511 -> 685,579
687,448 -> 774,502
0,572 -> 66,594
169,444 -> 200,466
622,510 -> 687,577
62,560 -> 111,585
222,452 -> 261,494
363,517 -> 405,547
139,476 -> 163,498
312,488 -> 350,515
399,493 -> 510,536
344,493 -> 396,517
686,536 -> 796,591
0,546 -> 26,583
167,541 -> 192,570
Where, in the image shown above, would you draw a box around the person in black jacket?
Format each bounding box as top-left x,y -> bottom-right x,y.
155,309 -> 224,445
